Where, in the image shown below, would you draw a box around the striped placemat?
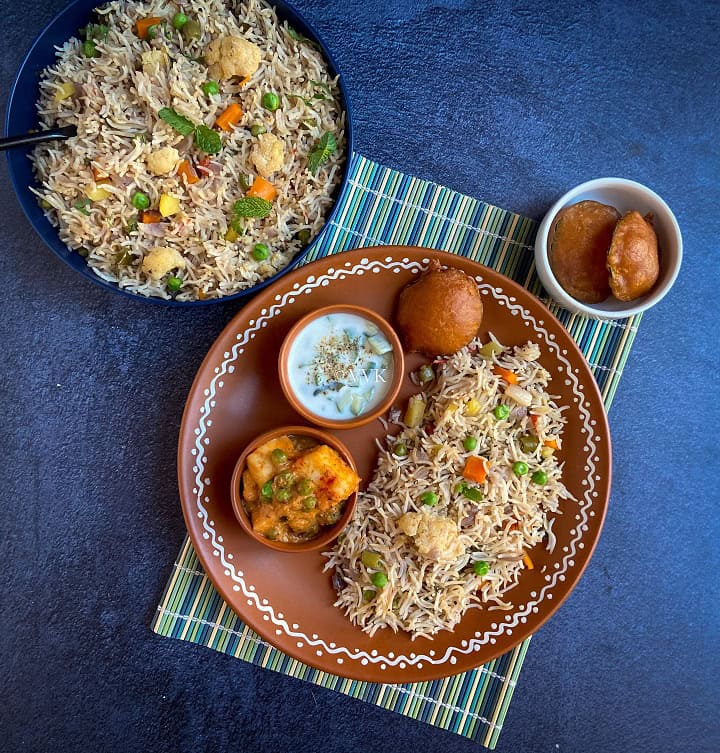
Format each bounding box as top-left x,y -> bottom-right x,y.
152,153 -> 641,748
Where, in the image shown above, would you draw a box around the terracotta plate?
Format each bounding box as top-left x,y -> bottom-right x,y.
178,246 -> 612,683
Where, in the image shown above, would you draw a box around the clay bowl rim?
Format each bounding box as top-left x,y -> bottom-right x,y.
230,424 -> 359,553
277,304 -> 405,430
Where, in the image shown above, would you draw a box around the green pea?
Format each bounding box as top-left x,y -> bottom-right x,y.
512,461 -> 529,477
494,404 -> 510,420
454,481 -> 467,495
417,364 -> 435,384
265,527 -> 278,540
39,198 -> 52,210
361,550 -> 382,569
131,191 -> 150,210
181,18 -> 201,42
172,12 -> 188,30
420,491 -> 438,506
276,470 -> 294,487
302,496 -> 317,511
146,24 -> 159,40
260,481 -> 273,498
202,80 -> 219,96
252,243 -> 269,261
296,228 -> 311,245
463,436 -> 478,452
82,39 -> 99,58
393,441 -> 408,457
362,589 -> 376,602
77,247 -> 90,258
370,572 -> 388,588
531,470 -> 548,485
462,486 -> 483,502
296,478 -> 313,496
270,448 -> 287,464
262,91 -> 280,111
250,124 -> 266,136
473,560 -> 489,576
520,434 -> 539,453
166,276 -> 182,292
275,487 -> 291,502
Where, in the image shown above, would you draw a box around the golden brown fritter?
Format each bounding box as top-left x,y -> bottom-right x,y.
395,260 -> 483,355
549,200 -> 620,303
607,211 -> 660,302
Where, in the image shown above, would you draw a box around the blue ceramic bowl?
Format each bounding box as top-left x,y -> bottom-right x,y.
4,0 -> 353,306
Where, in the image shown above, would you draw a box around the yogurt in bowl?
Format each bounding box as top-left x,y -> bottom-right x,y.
279,305 -> 404,429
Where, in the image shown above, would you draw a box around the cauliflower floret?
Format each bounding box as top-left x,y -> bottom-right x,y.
250,132 -> 284,178
397,510 -> 465,562
146,147 -> 179,176
141,48 -> 167,75
141,246 -> 185,280
205,35 -> 261,80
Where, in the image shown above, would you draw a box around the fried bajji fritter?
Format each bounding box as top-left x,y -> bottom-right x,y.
607,211 -> 660,301
549,200 -> 620,303
395,260 -> 483,355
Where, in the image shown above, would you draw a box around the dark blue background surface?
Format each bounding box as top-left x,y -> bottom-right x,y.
2,1 -> 718,751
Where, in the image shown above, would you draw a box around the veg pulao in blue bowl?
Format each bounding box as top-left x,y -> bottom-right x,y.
5,0 -> 353,305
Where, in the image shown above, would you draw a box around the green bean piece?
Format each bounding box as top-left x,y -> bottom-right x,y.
512,461 -> 529,477
166,276 -> 182,292
462,486 -> 483,502
393,441 -> 408,457
519,434 -> 539,453
494,404 -> 510,420
362,589 -> 376,602
252,243 -> 269,261
260,481 -> 273,498
420,491 -> 438,506
250,124 -> 266,136
473,560 -> 489,576
479,342 -> 504,359
239,174 -> 251,191
531,470 -> 548,485
202,80 -> 219,96
262,91 -> 280,111
302,496 -> 317,511
181,18 -> 202,42
131,191 -> 150,210
172,12 -> 188,30
270,448 -> 287,464
361,550 -> 382,569
296,478 -> 313,496
417,364 -> 435,384
370,572 -> 388,588
463,436 -> 478,452
274,487 -> 291,502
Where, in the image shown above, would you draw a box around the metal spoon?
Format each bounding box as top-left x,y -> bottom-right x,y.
0,124 -> 76,151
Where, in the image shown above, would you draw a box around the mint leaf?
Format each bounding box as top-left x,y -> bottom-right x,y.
232,197 -> 272,219
308,131 -> 337,175
84,23 -> 109,41
158,107 -> 195,136
194,124 -> 221,155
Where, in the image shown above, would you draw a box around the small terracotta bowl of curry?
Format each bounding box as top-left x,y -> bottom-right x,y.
230,425 -> 360,553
